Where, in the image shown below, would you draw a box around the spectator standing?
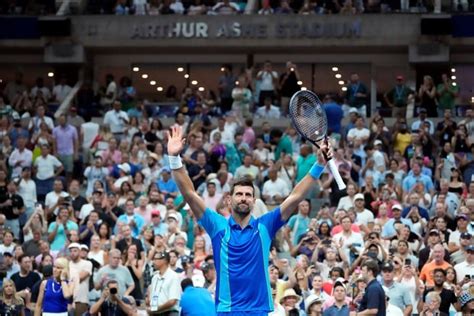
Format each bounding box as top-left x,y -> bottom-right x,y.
11,254 -> 41,311
28,104 -> 54,134
419,243 -> 452,287
256,61 -> 278,106
47,206 -> 79,251
94,249 -> 135,297
218,64 -> 237,114
103,101 -> 129,139
418,75 -> 437,118
345,73 -> 368,117
0,180 -> 24,239
33,144 -> 63,202
436,73 -> 459,117
52,76 -> 72,103
68,243 -> 92,316
384,75 -> 414,119
323,94 -> 344,135
52,114 -> 78,184
358,260 -> 386,315
8,135 -> 32,179
147,251 -> 181,315
100,74 -> 118,110
279,62 -> 301,116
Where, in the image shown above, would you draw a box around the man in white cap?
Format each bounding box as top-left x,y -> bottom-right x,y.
68,242 -> 93,316
113,163 -> 131,191
353,193 -> 374,228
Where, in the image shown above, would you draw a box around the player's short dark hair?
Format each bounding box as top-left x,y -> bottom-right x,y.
230,178 -> 255,196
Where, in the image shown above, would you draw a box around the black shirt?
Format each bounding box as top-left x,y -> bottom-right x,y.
71,195 -> 88,214
116,238 -> 145,260
0,193 -> 24,220
359,279 -> 386,316
423,288 -> 457,315
99,297 -> 132,316
188,164 -> 213,189
10,271 -> 41,291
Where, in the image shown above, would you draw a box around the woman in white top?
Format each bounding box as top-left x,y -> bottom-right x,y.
0,231 -> 15,255
399,262 -> 422,315
336,183 -> 357,211
87,234 -> 106,267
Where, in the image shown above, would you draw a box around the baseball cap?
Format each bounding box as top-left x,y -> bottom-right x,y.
429,229 -> 440,236
374,140 -> 383,146
349,107 -> 358,114
333,278 -> 347,291
151,209 -> 161,217
167,213 -> 179,222
68,242 -> 81,250
396,75 -> 404,80
456,214 -> 468,221
154,251 -> 170,261
201,262 -> 215,273
118,163 -> 131,174
461,232 -> 472,239
161,167 -> 171,173
305,295 -> 323,314
466,245 -> 474,252
80,244 -> 89,251
392,204 -> 403,211
381,262 -> 394,272
354,193 -> 364,201
419,108 -> 427,113
3,252 -> 13,257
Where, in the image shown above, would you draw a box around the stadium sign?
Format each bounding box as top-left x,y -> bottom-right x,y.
130,20 -> 361,40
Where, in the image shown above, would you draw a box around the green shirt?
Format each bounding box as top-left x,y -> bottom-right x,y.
295,154 -> 316,183
386,85 -> 413,107
274,135 -> 293,161
437,82 -> 459,110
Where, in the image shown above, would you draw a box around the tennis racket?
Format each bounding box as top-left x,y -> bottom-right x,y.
289,90 -> 347,190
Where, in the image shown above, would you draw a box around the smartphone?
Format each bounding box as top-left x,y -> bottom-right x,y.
465,274 -> 471,280
405,258 -> 411,266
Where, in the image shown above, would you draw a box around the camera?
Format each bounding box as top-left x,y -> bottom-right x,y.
110,287 -> 118,295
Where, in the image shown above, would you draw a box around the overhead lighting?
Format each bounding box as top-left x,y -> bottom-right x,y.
335,74 -> 342,79
338,80 -> 345,85
452,82 -> 457,86
48,72 -> 54,77
341,86 -> 348,91
177,67 -> 184,72
184,74 -> 190,79
451,68 -> 456,73
191,80 -> 198,85
301,87 -> 307,91
132,67 -> 140,72
157,87 -> 163,92
297,81 -> 303,85
471,96 -> 474,103
235,81 -> 239,85
332,67 -> 339,72
150,80 -> 156,85
198,87 -> 205,92
141,74 -> 148,79
451,75 -> 456,80
220,67 -> 225,72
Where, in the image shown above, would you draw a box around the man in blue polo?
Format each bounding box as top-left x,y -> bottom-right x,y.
166,125 -> 331,315
358,260 -> 386,316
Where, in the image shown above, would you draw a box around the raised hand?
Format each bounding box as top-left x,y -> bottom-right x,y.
167,126 -> 186,156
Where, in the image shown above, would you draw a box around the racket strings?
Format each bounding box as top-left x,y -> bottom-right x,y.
289,91 -> 327,144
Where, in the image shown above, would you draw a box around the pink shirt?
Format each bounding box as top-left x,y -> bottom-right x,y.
243,127 -> 256,148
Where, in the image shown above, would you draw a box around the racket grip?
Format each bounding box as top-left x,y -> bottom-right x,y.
328,159 -> 346,190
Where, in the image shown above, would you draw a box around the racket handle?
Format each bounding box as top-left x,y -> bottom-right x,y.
328,159 -> 347,190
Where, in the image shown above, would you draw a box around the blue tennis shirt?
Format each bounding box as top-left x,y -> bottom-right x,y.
198,207 -> 286,315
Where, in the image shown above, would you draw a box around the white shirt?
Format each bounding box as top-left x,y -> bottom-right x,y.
255,105 -> 281,119
337,196 -> 355,211
355,209 -> 375,227
210,128 -> 234,145
28,115 -> 55,133
18,178 -> 37,209
103,110 -> 129,134
170,0 -> 184,13
448,230 -> 465,247
333,231 -> 364,263
411,119 -> 435,135
34,154 -> 62,180
234,165 -> 259,180
149,268 -> 181,312
454,260 -> 474,283
79,203 -> 94,220
69,259 -> 93,303
53,84 -> 72,103
372,150 -> 385,172
257,70 -> 278,91
8,148 -> 33,178
31,86 -> 51,100
387,304 -> 404,316
347,127 -> 370,141
45,191 -> 69,216
81,122 -> 99,149
262,179 -> 290,203
103,81 -> 117,105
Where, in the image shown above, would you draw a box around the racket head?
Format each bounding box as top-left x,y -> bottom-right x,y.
288,90 -> 328,146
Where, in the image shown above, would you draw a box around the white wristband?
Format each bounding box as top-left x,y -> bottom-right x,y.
169,155 -> 183,170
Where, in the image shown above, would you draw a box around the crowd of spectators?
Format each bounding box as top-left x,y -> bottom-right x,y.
0,60 -> 472,316
1,0 -> 473,15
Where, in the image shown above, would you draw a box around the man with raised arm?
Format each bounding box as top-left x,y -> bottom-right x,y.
166,126 -> 331,316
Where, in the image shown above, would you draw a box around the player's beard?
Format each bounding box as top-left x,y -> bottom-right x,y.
232,202 -> 251,217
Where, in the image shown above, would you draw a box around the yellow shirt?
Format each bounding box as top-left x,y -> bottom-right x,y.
394,132 -> 412,154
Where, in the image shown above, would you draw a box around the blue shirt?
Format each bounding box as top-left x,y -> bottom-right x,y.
157,178 -> 179,196
323,303 -> 350,316
42,278 -> 70,313
116,214 -> 145,237
381,218 -> 413,239
359,279 -> 386,316
402,173 -> 434,194
402,206 -> 430,221
198,207 -> 286,315
180,286 -> 217,316
324,102 -> 344,134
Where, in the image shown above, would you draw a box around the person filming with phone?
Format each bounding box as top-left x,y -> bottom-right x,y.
90,279 -> 134,316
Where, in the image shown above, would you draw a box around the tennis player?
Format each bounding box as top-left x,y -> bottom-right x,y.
167,126 -> 331,316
